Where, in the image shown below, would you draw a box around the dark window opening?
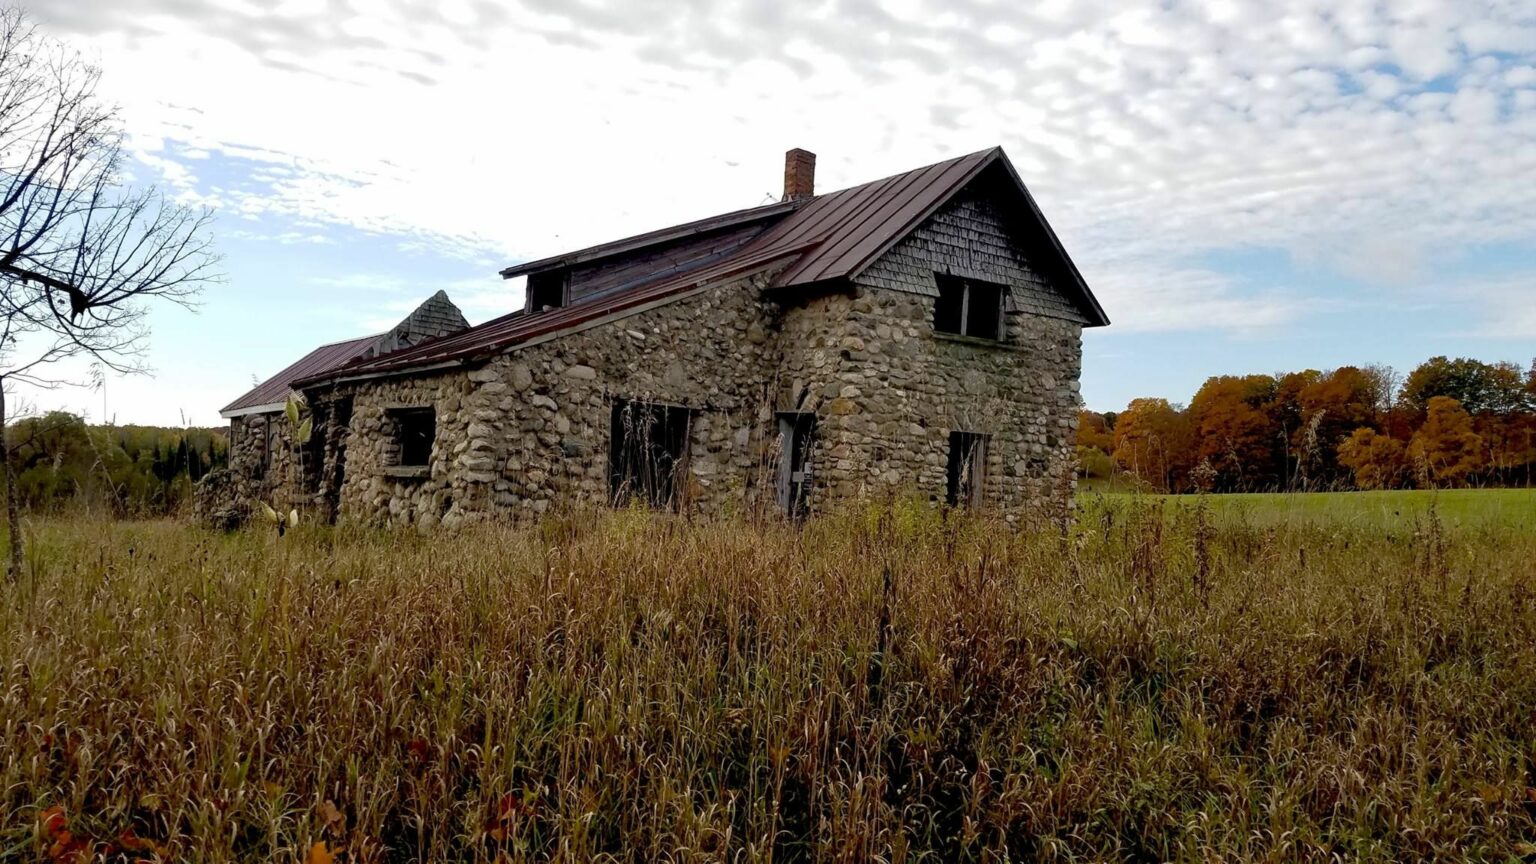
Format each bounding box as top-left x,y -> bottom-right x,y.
609,399 -> 691,508
302,405 -> 327,493
776,412 -> 816,518
933,274 -> 1005,340
526,269 -> 568,313
946,431 -> 989,508
390,407 -> 436,467
256,417 -> 272,480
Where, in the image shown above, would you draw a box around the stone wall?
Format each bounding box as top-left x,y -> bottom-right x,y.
337,268 -> 790,528
228,412 -> 297,505
777,285 -> 1081,519
770,180 -> 1086,519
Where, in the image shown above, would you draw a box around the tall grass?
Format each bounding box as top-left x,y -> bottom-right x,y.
2,501 -> 1534,862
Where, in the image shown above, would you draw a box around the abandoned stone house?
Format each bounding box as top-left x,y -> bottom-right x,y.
217,146 -> 1109,527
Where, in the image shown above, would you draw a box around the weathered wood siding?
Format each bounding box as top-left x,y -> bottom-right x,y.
566,223 -> 771,306
853,177 -> 1089,324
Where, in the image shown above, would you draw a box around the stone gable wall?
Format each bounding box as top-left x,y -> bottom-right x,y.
770,286 -> 1080,519
769,183 -> 1086,519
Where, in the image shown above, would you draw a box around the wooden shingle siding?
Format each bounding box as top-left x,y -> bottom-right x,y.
854,183 -> 1088,325
567,222 -> 771,306
367,291 -> 472,358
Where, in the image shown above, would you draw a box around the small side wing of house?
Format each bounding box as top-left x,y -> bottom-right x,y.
220,290 -> 470,418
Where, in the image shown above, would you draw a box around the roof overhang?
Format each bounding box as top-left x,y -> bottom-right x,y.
220,401 -> 285,419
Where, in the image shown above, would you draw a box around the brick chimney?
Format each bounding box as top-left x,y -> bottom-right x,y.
782,148 -> 816,201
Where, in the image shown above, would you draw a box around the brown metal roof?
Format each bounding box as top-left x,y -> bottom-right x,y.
499,201 -> 798,279
221,334 -> 380,415
295,242 -> 814,386
744,148 -> 998,286
297,146 -> 1106,386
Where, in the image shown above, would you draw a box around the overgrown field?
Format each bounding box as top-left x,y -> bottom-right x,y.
3,500 -> 1535,862
1089,487 -> 1536,530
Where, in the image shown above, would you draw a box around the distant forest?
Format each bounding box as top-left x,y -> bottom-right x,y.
6,412 -> 228,515
1080,355 -> 1536,492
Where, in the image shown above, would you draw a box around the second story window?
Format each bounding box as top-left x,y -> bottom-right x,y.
526,269 -> 568,313
933,274 -> 1005,340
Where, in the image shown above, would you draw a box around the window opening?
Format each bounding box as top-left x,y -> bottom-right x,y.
609,399 -> 691,508
946,431 -> 989,507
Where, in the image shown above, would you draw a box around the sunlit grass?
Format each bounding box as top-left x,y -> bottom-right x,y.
1084,486 -> 1536,530
3,500 -> 1534,861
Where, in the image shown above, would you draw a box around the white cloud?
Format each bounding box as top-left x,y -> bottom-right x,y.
1450,276 -> 1536,339
29,0 -> 1536,342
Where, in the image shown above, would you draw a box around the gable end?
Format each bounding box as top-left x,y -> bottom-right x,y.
853,164 -> 1094,325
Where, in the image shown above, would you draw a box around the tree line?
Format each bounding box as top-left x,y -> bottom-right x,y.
1079,356 -> 1536,492
6,411 -> 228,515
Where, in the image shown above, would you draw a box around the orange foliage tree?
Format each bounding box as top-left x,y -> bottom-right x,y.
1294,366 -> 1379,488
1188,375 -> 1276,491
1408,396 -> 1485,487
1337,428 -> 1407,490
1111,398 -> 1194,492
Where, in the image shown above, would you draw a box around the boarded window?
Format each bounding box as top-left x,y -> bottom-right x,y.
946,431 -> 989,507
609,399 -> 691,508
933,274 -> 1005,340
390,407 -> 436,467
526,269 -> 568,312
776,412 -> 816,518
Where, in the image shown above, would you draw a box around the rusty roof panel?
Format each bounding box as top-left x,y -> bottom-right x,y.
298,242 -> 814,386
762,149 -> 995,286
221,334 -> 379,415
499,201 -> 796,279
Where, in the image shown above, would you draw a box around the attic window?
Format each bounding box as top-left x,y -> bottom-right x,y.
934,274 -> 1005,340
526,269 -> 568,312
389,407 -> 436,467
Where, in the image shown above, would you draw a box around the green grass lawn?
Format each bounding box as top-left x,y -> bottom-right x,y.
1079,486 -> 1536,530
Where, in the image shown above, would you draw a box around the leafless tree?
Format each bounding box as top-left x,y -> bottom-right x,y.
0,7 -> 218,580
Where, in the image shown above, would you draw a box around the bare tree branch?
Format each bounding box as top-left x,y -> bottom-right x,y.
0,5 -> 220,579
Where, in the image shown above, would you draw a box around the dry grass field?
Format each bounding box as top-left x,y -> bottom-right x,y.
2,496 -> 1535,862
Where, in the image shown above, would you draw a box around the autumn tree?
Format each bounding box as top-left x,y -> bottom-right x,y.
1294,366 -> 1379,487
1076,410 -> 1114,454
1266,369 -> 1320,488
1408,396 -> 1485,487
1111,398 -> 1194,492
1188,375 -> 1276,491
1337,427 -> 1407,490
0,8 -> 216,579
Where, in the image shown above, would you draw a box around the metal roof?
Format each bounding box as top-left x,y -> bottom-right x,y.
221,334 -> 380,416
499,201 -> 798,279
295,242 -> 814,386
297,146 -> 1106,386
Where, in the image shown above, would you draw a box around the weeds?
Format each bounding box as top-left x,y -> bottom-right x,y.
1,501 -> 1534,862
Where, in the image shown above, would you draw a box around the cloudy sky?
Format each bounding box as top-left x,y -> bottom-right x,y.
25,0 -> 1536,424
